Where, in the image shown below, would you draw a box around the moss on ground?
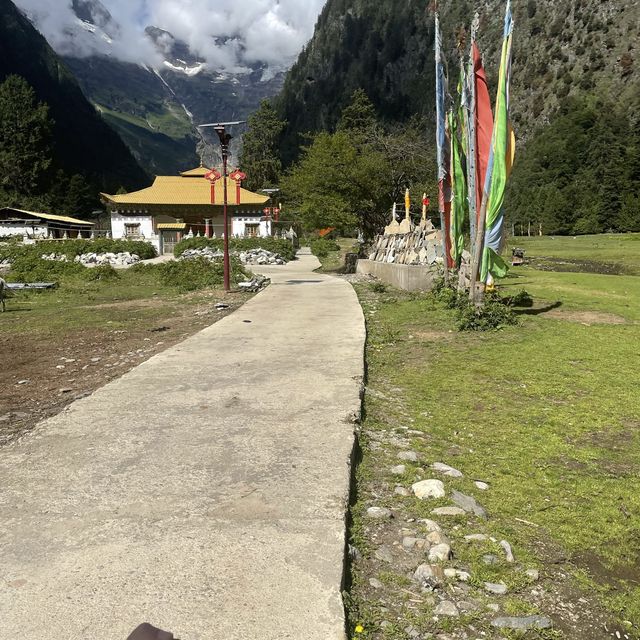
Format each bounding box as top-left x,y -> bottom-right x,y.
347,243 -> 640,639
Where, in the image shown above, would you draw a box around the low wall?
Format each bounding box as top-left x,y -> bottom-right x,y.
356,259 -> 438,292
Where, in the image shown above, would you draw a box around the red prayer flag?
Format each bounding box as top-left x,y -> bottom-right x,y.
473,42 -> 493,218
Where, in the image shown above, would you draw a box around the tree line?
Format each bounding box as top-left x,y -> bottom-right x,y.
0,75 -> 109,219
241,90 -> 437,239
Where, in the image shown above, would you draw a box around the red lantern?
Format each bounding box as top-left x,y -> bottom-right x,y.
229,169 -> 247,205
204,168 -> 222,205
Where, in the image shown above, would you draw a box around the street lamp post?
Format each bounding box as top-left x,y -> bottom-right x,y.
198,120 -> 246,291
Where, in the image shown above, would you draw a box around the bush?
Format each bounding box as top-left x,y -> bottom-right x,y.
84,264 -> 120,282
133,256 -> 249,292
8,255 -> 86,282
310,237 -> 340,258
456,294 -> 518,331
174,237 -> 296,262
0,238 -> 157,263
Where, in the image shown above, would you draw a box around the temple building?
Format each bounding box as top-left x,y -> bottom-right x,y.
0,208 -> 94,239
101,166 -> 271,254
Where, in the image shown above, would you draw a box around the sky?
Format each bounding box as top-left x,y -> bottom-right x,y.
14,0 -> 326,72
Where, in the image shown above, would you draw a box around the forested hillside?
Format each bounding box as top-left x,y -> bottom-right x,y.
0,0 -> 148,216
274,0 -> 640,234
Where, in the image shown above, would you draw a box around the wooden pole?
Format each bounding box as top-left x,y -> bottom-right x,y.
469,188 -> 489,303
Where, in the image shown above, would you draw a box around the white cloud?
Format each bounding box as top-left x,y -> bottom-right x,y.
14,0 -> 326,72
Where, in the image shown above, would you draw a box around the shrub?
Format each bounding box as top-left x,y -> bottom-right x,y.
456,294 -> 518,331
310,237 -> 340,258
0,238 -> 157,263
174,237 -> 296,262
8,255 -> 86,282
84,264 -> 120,282
133,256 -> 248,292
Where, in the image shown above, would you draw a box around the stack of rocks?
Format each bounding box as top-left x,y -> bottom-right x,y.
41,253 -> 69,262
368,227 -> 445,267
237,274 -> 271,292
179,248 -> 224,261
238,249 -> 286,265
180,247 -> 287,266
75,252 -> 140,266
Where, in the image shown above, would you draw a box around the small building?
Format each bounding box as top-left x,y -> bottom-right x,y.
0,208 -> 95,239
101,165 -> 271,254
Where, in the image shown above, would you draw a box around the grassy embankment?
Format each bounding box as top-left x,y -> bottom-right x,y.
319,234 -> 640,638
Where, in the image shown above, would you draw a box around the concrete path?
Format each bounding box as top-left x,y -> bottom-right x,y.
0,250 -> 365,640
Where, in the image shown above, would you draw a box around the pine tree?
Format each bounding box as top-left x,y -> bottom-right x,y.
240,100 -> 286,192
0,75 -> 53,199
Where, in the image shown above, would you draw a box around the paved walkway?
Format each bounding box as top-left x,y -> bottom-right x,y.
0,250 -> 365,640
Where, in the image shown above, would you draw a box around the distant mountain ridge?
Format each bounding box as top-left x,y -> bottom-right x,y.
0,0 -> 148,193
18,0 -> 286,175
276,0 -> 640,163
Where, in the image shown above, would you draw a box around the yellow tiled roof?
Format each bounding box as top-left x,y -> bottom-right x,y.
0,208 -> 94,225
156,222 -> 187,230
102,176 -> 269,206
179,166 -> 209,177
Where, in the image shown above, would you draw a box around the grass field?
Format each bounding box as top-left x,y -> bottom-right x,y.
0,264 -> 251,444
338,235 -> 640,639
508,234 -> 640,275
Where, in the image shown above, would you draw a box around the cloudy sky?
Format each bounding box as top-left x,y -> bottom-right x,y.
14,0 -> 326,71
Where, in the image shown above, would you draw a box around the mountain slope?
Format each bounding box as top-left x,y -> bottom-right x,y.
0,0 -> 148,192
276,0 -> 640,164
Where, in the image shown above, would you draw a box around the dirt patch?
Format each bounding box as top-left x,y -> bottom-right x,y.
543,309 -> 627,325
526,535 -> 634,640
529,256 -> 628,275
0,290 -> 249,445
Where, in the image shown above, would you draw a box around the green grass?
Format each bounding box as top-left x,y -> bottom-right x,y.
348,239 -> 640,637
96,103 -> 193,140
507,233 -> 640,275
314,237 -> 359,272
0,260 -> 248,335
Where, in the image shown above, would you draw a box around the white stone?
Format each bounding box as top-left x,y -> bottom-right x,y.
394,486 -> 410,497
417,519 -> 442,532
431,506 -> 466,516
432,462 -> 463,478
398,451 -> 419,462
434,601 -> 459,617
428,543 -> 452,563
367,507 -> 392,519
475,481 -> 489,490
444,568 -> 457,578
526,569 -> 540,581
412,479 -> 445,500
391,465 -> 406,475
485,582 -> 508,595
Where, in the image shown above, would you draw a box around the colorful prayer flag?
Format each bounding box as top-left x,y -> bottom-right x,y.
481,0 -> 515,283
435,13 -> 454,269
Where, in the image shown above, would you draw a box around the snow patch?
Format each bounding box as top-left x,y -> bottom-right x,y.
162,60 -> 206,76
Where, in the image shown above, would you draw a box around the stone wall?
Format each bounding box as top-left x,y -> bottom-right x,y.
368,224 -> 445,267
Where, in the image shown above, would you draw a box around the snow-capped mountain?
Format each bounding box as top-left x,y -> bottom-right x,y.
21,0 -> 285,174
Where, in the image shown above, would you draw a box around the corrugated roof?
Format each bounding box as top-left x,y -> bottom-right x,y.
0,208 -> 94,226
102,176 -> 269,206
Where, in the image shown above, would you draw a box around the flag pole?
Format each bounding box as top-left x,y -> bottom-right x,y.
435,11 -> 451,285
466,14 -> 479,255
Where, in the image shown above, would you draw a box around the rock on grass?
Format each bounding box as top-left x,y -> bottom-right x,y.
451,489 -> 487,518
412,479 -> 445,499
491,616 -> 553,630
367,506 -> 392,519
432,462 -> 463,478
